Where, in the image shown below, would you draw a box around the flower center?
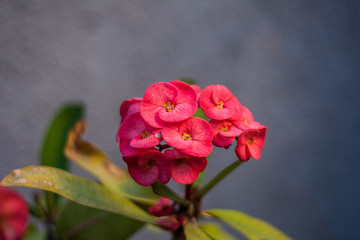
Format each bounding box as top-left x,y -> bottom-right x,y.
141,130 -> 151,139
243,118 -> 250,124
163,101 -> 175,112
216,100 -> 224,109
148,159 -> 155,166
248,138 -> 254,145
175,158 -> 186,165
220,125 -> 229,132
181,132 -> 192,140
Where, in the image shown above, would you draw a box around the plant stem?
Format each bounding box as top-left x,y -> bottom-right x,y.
196,160 -> 243,198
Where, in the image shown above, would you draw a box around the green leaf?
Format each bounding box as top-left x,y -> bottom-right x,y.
57,201 -> 144,240
151,181 -> 190,205
64,120 -> 158,205
184,222 -> 212,240
23,224 -> 46,240
40,103 -> 84,170
198,222 -> 236,240
1,166 -> 156,224
179,77 -> 197,85
193,107 -> 209,121
206,209 -> 292,240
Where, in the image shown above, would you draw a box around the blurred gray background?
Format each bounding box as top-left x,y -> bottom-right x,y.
1,1 -> 359,239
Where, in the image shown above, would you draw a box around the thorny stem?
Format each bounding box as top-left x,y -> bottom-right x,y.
196,160 -> 243,198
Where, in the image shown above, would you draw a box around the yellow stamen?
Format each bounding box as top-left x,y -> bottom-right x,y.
182,132 -> 192,140
220,125 -> 229,132
163,101 -> 175,112
216,100 -> 224,109
141,131 -> 151,139
248,138 -> 254,145
243,118 -> 250,124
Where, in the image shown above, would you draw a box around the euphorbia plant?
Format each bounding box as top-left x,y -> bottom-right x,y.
1,81 -> 291,239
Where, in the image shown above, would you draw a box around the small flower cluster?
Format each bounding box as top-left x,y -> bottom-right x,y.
148,197 -> 184,231
116,81 -> 267,186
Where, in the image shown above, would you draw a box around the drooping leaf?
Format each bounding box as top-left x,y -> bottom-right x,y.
56,201 -> 144,240
65,120 -> 158,205
198,222 -> 236,240
151,181 -> 190,205
23,224 -> 46,240
184,222 -> 212,240
1,166 -> 156,224
40,103 -> 84,170
206,209 -> 292,240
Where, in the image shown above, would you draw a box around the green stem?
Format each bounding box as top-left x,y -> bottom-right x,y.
196,160 -> 243,198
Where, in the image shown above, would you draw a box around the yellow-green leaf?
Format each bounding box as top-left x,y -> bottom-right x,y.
199,222 -> 236,240
206,209 -> 292,240
184,222 -> 212,240
65,120 -> 158,205
1,166 -> 156,224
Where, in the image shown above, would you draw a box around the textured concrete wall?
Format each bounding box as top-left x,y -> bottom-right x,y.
1,1 -> 359,239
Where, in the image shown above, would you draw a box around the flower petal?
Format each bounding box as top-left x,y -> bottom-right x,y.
181,140 -> 213,157
119,113 -> 147,140
235,144 -> 251,162
213,134 -> 235,148
120,140 -> 152,156
130,133 -> 161,148
158,165 -> 172,184
158,102 -> 196,123
120,97 -> 142,122
127,163 -> 159,186
211,85 -> 234,103
179,117 -> 213,142
162,124 -> 193,150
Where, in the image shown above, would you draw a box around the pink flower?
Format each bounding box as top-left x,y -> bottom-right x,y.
190,84 -> 201,103
235,125 -> 267,161
165,149 -> 207,184
140,81 -> 197,128
118,113 -> 162,156
120,97 -> 143,122
233,106 -> 256,130
156,214 -> 185,232
149,197 -> 173,217
209,119 -> 243,148
116,98 -> 143,142
123,150 -> 171,186
162,117 -> 213,157
199,85 -> 242,120
0,186 -> 28,240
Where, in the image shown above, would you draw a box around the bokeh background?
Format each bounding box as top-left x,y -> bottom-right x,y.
1,1 -> 359,239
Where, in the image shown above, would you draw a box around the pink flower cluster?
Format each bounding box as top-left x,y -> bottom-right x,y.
116,81 -> 267,186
